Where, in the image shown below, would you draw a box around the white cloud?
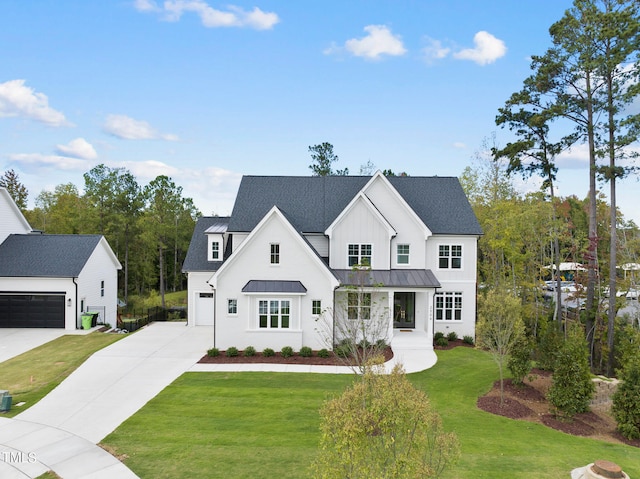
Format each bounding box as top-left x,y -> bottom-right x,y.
137,0 -> 279,30
453,31 -> 507,65
0,79 -> 70,127
422,37 -> 450,64
55,138 -> 97,160
452,142 -> 466,149
8,153 -> 89,171
103,114 -> 179,141
329,25 -> 407,60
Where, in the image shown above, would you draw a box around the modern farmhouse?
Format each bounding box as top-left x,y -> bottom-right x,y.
183,172 -> 482,351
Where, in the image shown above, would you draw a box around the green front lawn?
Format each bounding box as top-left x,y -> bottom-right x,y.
103,347 -> 640,478
1,332 -> 124,417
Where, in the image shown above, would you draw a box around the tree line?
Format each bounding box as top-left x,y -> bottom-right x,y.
0,166 -> 198,308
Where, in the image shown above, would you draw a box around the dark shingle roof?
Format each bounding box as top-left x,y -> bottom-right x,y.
0,234 -> 103,277
182,216 -> 230,272
227,175 -> 481,235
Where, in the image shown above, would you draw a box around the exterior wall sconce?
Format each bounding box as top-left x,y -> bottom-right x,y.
67,298 -> 72,307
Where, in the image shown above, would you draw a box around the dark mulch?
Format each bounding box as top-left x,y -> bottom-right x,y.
476,371 -> 639,447
433,339 -> 475,350
477,396 -> 534,419
198,346 -> 394,366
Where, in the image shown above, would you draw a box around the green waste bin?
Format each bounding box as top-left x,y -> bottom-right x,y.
82,313 -> 93,330
0,394 -> 11,412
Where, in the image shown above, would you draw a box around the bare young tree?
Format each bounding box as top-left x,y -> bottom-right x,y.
315,267 -> 391,373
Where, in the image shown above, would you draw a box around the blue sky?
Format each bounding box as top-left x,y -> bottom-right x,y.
1,0 -> 639,225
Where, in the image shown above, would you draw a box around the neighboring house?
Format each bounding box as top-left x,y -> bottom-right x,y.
0,187 -> 122,330
183,172 -> 482,350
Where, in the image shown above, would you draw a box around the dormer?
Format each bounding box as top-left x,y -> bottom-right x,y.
205,219 -> 228,262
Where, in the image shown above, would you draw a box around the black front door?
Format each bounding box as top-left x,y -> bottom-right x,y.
393,292 -> 415,328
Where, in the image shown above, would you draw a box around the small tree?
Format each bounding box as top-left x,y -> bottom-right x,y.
0,169 -> 28,210
476,287 -> 525,404
312,361 -> 460,479
315,267 -> 390,374
308,142 -> 349,176
507,334 -> 533,386
612,324 -> 640,439
547,326 -> 595,419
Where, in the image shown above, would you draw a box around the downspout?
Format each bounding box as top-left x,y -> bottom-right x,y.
73,277 -> 79,329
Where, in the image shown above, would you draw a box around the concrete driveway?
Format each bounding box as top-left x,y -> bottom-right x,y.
15,322 -> 214,443
0,329 -> 73,364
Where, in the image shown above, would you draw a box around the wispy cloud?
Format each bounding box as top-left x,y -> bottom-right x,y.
326,25 -> 407,60
135,0 -> 279,30
422,37 -> 450,64
103,114 -> 178,141
453,31 -> 507,65
7,153 -> 90,171
55,138 -> 97,160
0,80 -> 70,127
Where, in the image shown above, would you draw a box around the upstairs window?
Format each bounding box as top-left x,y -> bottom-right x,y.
348,244 -> 372,267
397,244 -> 410,264
312,300 -> 322,315
439,244 -> 462,269
100,280 -> 105,297
228,299 -> 237,315
270,243 -> 280,264
211,241 -> 220,260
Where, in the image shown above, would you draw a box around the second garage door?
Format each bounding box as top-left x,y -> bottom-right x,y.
0,294 -> 65,328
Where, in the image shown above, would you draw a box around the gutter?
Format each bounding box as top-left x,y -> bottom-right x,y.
73,277 -> 79,329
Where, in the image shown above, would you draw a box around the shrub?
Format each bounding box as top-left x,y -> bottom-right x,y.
281,346 -> 294,358
612,355 -> 640,439
463,335 -> 474,345
335,344 -> 351,358
318,348 -> 330,358
375,339 -> 387,349
507,335 -> 533,386
547,328 -> 594,419
243,346 -> 256,357
434,331 -> 445,341
447,331 -> 458,342
300,346 -> 313,357
535,319 -> 562,371
225,347 -> 239,357
207,347 -> 220,357
263,347 -> 275,357
435,337 -> 449,347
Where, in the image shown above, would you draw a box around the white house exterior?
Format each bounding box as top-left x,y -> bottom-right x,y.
0,188 -> 122,330
183,172 -> 482,350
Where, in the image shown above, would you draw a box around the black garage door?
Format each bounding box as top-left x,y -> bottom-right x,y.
0,294 -> 65,328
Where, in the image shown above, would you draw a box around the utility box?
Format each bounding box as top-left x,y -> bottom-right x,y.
0,391 -> 12,412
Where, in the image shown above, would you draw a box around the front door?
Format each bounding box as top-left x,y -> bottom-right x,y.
393,292 -> 415,328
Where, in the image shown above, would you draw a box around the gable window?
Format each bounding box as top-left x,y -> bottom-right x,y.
435,292 -> 462,320
397,244 -> 410,264
211,241 -> 220,260
348,244 -> 372,267
259,299 -> 290,328
270,243 -> 280,264
439,245 -> 462,269
228,299 -> 237,315
100,280 -> 105,297
347,292 -> 371,321
312,300 -> 322,315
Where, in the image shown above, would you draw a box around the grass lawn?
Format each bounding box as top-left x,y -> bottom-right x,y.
0,332 -> 124,418
103,348 -> 640,478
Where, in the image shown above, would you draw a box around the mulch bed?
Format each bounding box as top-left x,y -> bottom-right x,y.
198,346 -> 394,366
476,369 -> 640,447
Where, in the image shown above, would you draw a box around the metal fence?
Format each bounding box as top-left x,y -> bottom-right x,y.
118,306 -> 187,332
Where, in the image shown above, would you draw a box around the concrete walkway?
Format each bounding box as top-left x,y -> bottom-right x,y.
1,323 -> 436,478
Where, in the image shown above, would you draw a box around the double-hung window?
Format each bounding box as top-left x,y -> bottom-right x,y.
435,292 -> 462,320
348,244 -> 372,267
312,300 -> 322,315
227,299 -> 237,315
347,292 -> 371,321
211,241 -> 220,260
439,245 -> 462,269
100,280 -> 105,297
397,244 -> 410,264
259,299 -> 290,328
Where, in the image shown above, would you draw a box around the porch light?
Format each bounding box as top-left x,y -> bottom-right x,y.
67,298 -> 72,307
